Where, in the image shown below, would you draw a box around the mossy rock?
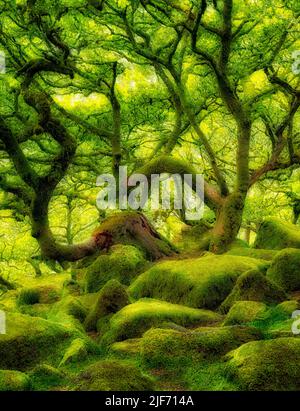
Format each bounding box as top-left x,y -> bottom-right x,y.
30,364 -> 66,390
254,218 -> 300,250
100,298 -> 221,346
129,255 -> 268,309
220,269 -> 286,312
59,338 -> 88,367
110,338 -> 142,357
85,245 -> 146,293
0,312 -> 76,370
266,248 -> 300,292
18,303 -> 51,319
227,247 -> 278,261
140,325 -> 262,369
46,296 -> 89,333
249,300 -> 300,338
18,285 -> 61,305
50,296 -> 88,323
73,360 -> 155,391
84,279 -> 129,332
275,300 -> 299,316
0,370 -> 31,391
223,301 -> 267,326
225,337 -> 300,390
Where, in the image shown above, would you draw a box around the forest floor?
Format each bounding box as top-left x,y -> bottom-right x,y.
1,217 -> 300,391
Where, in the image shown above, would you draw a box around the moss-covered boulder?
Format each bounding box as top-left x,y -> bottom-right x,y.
266,248 -> 300,292
100,298 -> 221,346
0,370 -> 31,391
254,218 -> 300,250
247,300 -> 299,338
221,269 -> 286,312
223,301 -> 267,326
59,338 -> 88,367
0,312 -> 76,370
141,325 -> 262,369
226,337 -> 300,390
49,296 -> 88,325
73,360 -> 155,391
129,255 -> 268,309
276,300 -> 299,316
30,364 -> 66,390
110,338 -> 142,357
84,279 -> 130,332
227,247 -> 278,261
85,245 -> 146,293
17,285 -> 61,305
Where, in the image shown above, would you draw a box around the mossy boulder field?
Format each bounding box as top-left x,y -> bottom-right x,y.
0,0 -> 300,393
1,218 -> 300,391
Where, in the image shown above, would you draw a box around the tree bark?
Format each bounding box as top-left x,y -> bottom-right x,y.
209,192 -> 245,254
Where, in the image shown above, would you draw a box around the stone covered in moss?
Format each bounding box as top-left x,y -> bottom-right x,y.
0,370 -> 31,391
85,245 -> 146,293
227,247 -> 278,261
266,248 -> 300,291
30,364 -> 66,390
59,338 -> 88,367
247,300 -> 299,338
221,269 -> 286,312
223,301 -> 267,326
275,300 -> 299,316
84,279 -> 129,332
226,337 -> 300,390
17,285 -> 61,305
51,296 -> 88,324
73,360 -> 155,391
0,312 -> 76,370
100,298 -> 221,346
254,218 -> 300,250
140,325 -> 262,369
129,255 -> 267,309
110,338 -> 141,357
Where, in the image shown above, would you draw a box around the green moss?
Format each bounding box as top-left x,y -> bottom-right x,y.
73,359 -> 155,391
254,218 -> 300,250
129,255 -> 268,309
46,296 -> 89,334
18,303 -> 51,319
17,285 -> 60,306
225,337 -> 300,390
223,301 -> 267,326
249,300 -> 299,338
85,245 -> 146,293
220,269 -> 286,312
0,312 -> 76,370
100,298 -> 221,346
30,364 -> 67,390
0,370 -> 31,391
17,288 -> 40,305
226,247 -> 278,261
84,279 -> 129,332
140,325 -> 262,369
266,248 -> 300,291
276,300 -> 299,316
59,338 -> 88,367
110,338 -> 141,357
52,296 -> 88,323
184,361 -> 238,391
